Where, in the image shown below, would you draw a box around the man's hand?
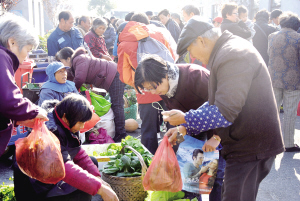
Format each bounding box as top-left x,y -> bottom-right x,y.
202,135 -> 221,152
161,110 -> 186,126
165,126 -> 186,146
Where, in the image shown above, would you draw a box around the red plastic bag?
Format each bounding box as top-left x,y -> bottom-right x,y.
15,119 -> 65,184
80,112 -> 101,133
143,136 -> 182,192
89,128 -> 115,144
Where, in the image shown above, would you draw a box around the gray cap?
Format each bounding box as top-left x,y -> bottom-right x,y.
177,16 -> 214,56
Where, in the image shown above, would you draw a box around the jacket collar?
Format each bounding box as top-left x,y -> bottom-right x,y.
56,26 -> 75,36
207,31 -> 233,70
0,44 -> 20,72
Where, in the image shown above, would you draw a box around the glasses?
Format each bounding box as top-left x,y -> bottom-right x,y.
143,84 -> 157,92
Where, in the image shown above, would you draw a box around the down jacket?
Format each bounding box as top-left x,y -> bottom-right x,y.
70,48 -> 117,91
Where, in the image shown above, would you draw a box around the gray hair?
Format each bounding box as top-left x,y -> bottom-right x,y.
200,27 -> 222,42
0,13 -> 39,51
92,17 -> 107,31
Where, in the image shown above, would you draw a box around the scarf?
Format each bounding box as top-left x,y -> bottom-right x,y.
165,62 -> 179,98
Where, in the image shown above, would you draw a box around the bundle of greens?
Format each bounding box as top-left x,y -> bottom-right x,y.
144,191 -> 198,201
100,136 -> 153,177
0,181 -> 16,201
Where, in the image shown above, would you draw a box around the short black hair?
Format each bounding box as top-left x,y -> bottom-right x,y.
131,13 -> 150,25
110,16 -> 116,21
221,3 -> 238,19
254,9 -> 270,23
134,58 -> 168,94
270,9 -> 283,19
192,149 -> 203,160
145,11 -> 153,16
158,9 -> 170,17
125,12 -> 135,21
55,94 -> 92,128
279,12 -> 300,31
238,5 -> 248,15
171,13 -> 181,20
55,47 -> 74,61
79,16 -> 90,25
59,11 -> 72,21
182,5 -> 200,16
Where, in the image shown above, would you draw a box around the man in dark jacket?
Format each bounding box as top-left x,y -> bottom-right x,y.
166,16 -> 284,201
220,3 -> 252,40
253,10 -> 279,66
158,9 -> 181,42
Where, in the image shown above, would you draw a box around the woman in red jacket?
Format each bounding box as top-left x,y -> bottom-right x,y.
56,47 -> 126,142
199,159 -> 219,194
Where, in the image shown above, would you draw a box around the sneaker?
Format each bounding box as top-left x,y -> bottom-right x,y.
285,144 -> 300,152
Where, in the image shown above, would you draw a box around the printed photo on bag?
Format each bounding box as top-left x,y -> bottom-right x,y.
176,135 -> 219,195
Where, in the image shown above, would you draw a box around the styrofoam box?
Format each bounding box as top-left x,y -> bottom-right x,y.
81,143 -> 151,175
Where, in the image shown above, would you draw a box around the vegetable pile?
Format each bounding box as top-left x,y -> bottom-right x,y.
145,191 -> 198,201
97,136 -> 153,177
0,180 -> 16,201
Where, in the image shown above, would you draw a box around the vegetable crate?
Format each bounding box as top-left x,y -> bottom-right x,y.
102,145 -> 148,201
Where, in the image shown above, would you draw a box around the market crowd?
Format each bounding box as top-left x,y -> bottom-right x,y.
1,1 -> 300,201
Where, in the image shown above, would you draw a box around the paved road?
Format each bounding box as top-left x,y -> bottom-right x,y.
1,113 -> 300,200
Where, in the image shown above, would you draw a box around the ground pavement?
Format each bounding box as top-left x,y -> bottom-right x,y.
1,113 -> 300,201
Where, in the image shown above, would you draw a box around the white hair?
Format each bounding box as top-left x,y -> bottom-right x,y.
200,28 -> 222,42
0,13 -> 39,51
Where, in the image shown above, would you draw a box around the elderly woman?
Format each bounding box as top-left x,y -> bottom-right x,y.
55,47 -> 126,142
0,13 -> 48,156
84,18 -> 112,61
38,62 -> 78,106
268,12 -> 300,152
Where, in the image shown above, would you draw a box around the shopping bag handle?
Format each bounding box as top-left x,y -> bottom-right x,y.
85,90 -> 92,105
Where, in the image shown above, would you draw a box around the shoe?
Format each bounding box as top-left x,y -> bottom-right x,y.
285,144 -> 300,152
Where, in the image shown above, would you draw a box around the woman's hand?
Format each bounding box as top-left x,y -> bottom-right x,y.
202,135 -> 221,152
97,184 -> 119,201
161,110 -> 186,126
16,108 -> 49,128
164,126 -> 186,146
36,108 -> 49,121
102,55 -> 113,61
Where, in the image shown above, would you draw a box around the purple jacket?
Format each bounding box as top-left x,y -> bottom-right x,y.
70,48 -> 117,91
0,45 -> 39,156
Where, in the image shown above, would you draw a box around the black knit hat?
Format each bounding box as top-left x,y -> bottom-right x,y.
177,16 -> 214,56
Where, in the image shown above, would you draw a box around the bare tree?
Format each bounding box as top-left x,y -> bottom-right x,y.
42,0 -> 73,27
0,0 -> 22,15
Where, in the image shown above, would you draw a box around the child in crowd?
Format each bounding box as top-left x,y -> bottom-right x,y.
238,5 -> 256,43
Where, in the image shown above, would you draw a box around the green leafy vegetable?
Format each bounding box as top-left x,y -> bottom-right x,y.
0,179 -> 16,201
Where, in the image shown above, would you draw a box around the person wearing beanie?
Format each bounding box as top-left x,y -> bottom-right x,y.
212,17 -> 223,27
165,16 -> 284,201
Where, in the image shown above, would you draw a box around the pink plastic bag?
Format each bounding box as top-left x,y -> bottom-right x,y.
143,136 -> 182,192
89,128 -> 114,144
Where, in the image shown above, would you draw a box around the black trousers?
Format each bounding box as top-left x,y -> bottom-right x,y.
138,100 -> 168,155
221,156 -> 275,201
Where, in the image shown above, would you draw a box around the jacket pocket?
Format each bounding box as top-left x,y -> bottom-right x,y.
93,74 -> 106,87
